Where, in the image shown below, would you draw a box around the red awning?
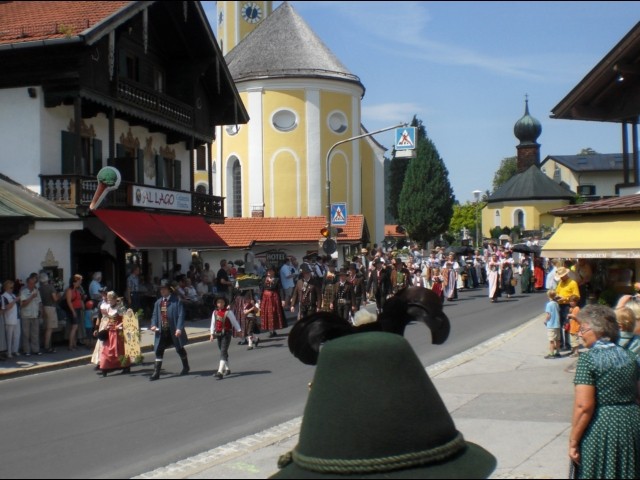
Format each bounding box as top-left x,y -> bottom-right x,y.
93,210 -> 227,249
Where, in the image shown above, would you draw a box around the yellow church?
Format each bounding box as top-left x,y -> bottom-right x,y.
194,1 -> 387,244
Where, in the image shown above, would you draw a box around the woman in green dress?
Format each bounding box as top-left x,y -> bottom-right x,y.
569,304 -> 640,478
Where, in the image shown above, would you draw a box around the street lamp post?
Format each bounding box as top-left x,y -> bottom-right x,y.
473,190 -> 482,249
325,122 -> 407,240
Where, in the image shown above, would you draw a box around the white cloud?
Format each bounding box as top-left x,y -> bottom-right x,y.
362,102 -> 426,123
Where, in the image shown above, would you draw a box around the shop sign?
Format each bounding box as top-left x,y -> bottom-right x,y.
130,185 -> 192,212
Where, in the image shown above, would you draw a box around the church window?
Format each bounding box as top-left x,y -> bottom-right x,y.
494,210 -> 501,227
272,109 -> 297,132
232,159 -> 242,217
515,210 -> 525,229
328,111 -> 348,134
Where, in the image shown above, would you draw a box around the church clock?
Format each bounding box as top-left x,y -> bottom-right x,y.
241,2 -> 262,24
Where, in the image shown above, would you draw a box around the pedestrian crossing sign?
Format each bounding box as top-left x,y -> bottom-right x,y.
395,127 -> 416,151
331,202 -> 347,226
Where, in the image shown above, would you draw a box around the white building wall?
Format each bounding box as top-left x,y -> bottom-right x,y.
14,221 -> 82,282
0,87 -> 43,192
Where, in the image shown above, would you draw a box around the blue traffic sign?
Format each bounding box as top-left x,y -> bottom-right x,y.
395,127 -> 416,151
331,202 -> 347,226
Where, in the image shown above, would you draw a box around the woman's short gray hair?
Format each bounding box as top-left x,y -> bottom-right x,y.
39,272 -> 49,283
577,304 -> 619,341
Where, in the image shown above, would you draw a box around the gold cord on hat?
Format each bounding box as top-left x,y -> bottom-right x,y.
277,432 -> 467,473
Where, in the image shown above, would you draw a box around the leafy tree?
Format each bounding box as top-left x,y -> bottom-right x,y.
492,156 -> 517,192
397,128 -> 455,247
387,115 -> 428,220
449,202 -> 484,245
578,147 -> 597,155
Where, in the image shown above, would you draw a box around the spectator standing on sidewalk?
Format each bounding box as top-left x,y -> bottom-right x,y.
569,304 -> 640,478
279,257 -> 296,310
615,306 -> 640,355
1,279 -> 20,359
567,295 -> 581,357
554,266 -> 580,351
39,272 -> 60,353
210,296 -> 242,379
543,289 -> 561,359
65,274 -> 84,351
19,272 -> 42,356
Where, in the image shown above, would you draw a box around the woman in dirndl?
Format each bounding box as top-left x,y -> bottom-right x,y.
259,267 -> 286,338
99,291 -> 131,376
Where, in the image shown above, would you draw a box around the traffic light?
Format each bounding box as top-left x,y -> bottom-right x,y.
320,226 -> 330,238
334,227 -> 344,235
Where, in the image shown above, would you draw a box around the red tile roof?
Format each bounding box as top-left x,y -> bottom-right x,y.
0,1 -> 131,45
384,225 -> 407,237
551,193 -> 640,216
211,215 -> 365,248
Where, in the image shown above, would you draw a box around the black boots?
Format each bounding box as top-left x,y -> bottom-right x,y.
150,360 -> 162,381
180,356 -> 190,376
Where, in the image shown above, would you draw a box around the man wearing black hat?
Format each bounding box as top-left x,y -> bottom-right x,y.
366,257 -> 392,313
149,282 -> 190,380
331,268 -> 355,321
290,264 -> 318,320
348,263 -> 365,311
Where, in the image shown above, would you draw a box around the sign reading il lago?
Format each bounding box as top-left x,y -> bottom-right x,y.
130,185 -> 192,212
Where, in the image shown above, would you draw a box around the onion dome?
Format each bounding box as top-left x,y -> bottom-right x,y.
514,98 -> 542,145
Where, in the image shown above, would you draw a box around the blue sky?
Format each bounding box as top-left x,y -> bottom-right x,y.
204,1 -> 640,203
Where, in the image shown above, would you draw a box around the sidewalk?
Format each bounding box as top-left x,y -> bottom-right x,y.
135,313 -> 577,480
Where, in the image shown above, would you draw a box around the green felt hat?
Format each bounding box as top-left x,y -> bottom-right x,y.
272,332 -> 496,479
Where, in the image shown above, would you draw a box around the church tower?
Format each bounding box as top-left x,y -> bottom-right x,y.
205,2 -> 387,242
514,97 -> 542,173
216,1 -> 272,55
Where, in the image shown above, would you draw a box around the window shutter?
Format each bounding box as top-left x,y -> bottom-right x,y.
92,138 -> 103,175
174,160 -> 181,190
155,155 -> 164,187
137,148 -> 144,184
61,131 -> 75,174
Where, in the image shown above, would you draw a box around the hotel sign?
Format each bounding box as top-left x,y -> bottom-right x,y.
130,185 -> 192,212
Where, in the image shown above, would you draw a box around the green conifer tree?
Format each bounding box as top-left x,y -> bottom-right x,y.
397,133 -> 455,246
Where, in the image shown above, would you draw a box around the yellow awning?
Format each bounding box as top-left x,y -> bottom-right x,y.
541,215 -> 640,259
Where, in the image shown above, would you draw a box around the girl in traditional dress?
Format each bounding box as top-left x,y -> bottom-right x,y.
430,267 -> 444,303
486,254 -> 501,303
99,291 -> 130,377
259,267 -> 286,338
442,254 -> 458,301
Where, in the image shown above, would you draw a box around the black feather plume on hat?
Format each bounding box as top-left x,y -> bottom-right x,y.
287,287 -> 450,365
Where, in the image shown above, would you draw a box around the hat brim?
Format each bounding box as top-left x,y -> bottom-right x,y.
271,442 -> 496,479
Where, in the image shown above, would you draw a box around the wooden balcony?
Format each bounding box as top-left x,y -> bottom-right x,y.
116,79 -> 193,127
40,174 -> 224,223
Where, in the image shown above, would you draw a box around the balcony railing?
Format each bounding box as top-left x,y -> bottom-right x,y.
40,174 -> 224,222
116,79 -> 194,127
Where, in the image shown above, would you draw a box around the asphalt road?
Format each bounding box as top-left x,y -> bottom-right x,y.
0,288 -> 545,479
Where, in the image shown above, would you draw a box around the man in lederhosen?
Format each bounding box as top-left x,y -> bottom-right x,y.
348,262 -> 365,311
332,268 -> 355,322
290,264 -> 318,320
